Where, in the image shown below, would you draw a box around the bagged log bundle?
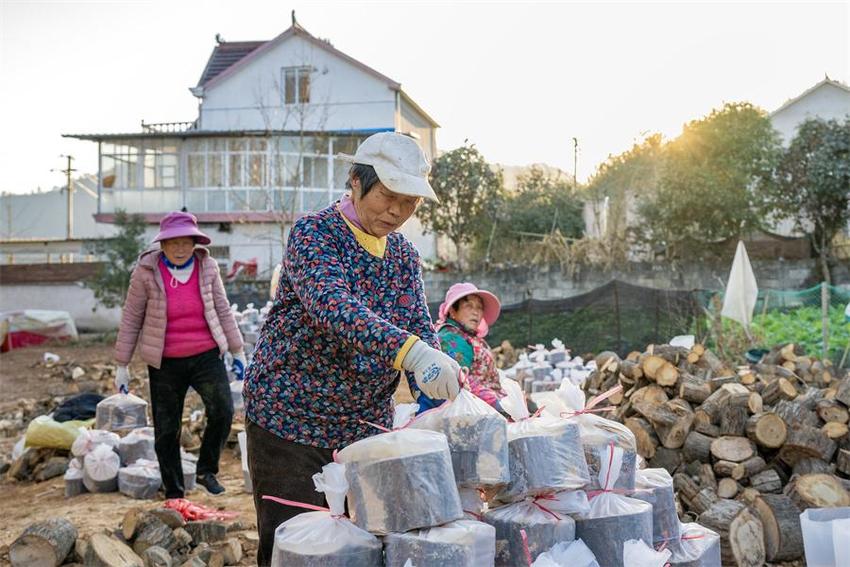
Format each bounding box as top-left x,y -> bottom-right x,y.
83,443 -> 120,493
336,404 -> 462,535
117,427 -> 156,465
483,498 -> 576,567
71,429 -> 120,458
574,445 -> 653,567
269,462 -> 383,566
498,378 -> 590,501
383,520 -> 496,567
458,488 -> 487,518
64,457 -> 85,498
632,467 -> 681,545
535,382 -> 637,491
531,538 -> 600,567
182,459 -> 197,492
118,459 -> 161,499
410,388 -> 509,488
667,522 -> 721,567
95,393 -> 148,431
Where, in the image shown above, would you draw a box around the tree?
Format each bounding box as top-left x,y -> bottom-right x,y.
85,210 -> 147,309
508,165 -> 585,238
418,142 -> 504,268
637,102 -> 782,258
764,117 -> 850,283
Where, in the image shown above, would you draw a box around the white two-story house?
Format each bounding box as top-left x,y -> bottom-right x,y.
65,19 -> 439,276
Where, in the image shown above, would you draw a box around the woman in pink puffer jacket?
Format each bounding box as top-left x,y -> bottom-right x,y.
114,211 -> 244,499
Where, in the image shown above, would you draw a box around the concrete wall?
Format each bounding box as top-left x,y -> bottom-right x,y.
422,259 -> 843,307
0,284 -> 121,331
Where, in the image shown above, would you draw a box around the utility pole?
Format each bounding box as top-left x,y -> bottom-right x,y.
53,155 -> 76,239
572,137 -> 578,192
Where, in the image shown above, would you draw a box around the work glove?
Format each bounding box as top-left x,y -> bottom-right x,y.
231,350 -> 247,380
115,366 -> 130,394
402,340 -> 461,401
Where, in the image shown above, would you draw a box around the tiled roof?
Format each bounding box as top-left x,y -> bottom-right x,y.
197,41 -> 267,87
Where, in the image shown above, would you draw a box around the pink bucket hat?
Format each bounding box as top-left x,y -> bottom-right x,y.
153,211 -> 211,245
438,282 -> 501,338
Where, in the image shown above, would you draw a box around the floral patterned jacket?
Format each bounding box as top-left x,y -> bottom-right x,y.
243,205 -> 438,449
437,318 -> 504,408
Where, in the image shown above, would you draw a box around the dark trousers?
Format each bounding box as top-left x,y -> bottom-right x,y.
148,348 -> 234,499
246,419 -> 336,566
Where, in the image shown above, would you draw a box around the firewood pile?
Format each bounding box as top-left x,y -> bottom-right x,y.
584,342 -> 850,566
8,508 -> 250,567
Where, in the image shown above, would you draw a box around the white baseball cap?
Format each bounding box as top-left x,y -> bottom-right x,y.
337,132 -> 439,202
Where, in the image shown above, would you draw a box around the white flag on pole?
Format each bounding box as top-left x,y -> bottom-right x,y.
721,241 -> 758,330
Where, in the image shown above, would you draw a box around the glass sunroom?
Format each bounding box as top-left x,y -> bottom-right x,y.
69,131 -> 368,217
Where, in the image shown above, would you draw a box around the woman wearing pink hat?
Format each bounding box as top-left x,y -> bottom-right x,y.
433,282 -> 508,411
113,211 -> 245,498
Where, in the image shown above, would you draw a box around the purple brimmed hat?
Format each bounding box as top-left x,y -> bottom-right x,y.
153,211 -> 211,245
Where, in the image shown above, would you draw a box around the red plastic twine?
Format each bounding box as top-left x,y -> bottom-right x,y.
262,495 -> 345,519
520,528 -> 533,566
164,498 -> 239,521
561,384 -> 622,417
531,496 -> 562,521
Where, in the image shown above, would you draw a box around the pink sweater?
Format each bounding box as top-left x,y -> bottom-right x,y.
159,260 -> 218,358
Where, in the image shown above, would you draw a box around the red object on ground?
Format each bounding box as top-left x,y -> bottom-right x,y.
1,330 -> 55,352
164,498 -> 239,521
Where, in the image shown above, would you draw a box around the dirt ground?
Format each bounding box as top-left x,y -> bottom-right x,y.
0,339 -> 415,564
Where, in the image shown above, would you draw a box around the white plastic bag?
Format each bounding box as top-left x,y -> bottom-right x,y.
575,445 -> 653,567
238,430 -> 252,493
117,427 -> 155,465
539,490 -> 591,518
64,457 -> 85,497
95,393 -> 148,431
384,520 -> 496,567
633,467 -> 680,545
410,388 -> 509,487
668,522 -> 721,567
623,539 -> 671,567
336,413 -> 463,534
270,462 -> 383,566
484,498 -> 576,567
832,517 -> 850,567
182,459 -> 197,491
498,377 -> 589,501
118,458 -> 161,499
532,539 -> 599,567
71,428 -> 120,457
83,443 -> 120,493
535,380 -> 637,491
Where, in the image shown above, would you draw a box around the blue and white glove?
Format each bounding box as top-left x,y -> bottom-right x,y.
402,340 -> 460,400
115,366 -> 130,394
231,350 -> 247,380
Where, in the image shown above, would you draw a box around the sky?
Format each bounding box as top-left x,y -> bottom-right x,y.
0,0 -> 848,194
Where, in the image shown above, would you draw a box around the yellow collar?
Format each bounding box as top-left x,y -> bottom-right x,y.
337,206 -> 387,258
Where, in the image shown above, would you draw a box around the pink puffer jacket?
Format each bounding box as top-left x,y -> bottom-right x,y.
114,247 -> 243,369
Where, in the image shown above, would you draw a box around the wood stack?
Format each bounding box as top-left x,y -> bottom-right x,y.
584,342 -> 850,566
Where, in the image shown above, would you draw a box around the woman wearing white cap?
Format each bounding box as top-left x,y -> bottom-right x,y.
242,132 -> 460,565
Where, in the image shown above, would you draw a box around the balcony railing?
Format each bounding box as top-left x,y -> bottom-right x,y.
140,120 -> 198,133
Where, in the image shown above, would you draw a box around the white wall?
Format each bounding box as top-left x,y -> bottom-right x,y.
0,284 -> 121,331
200,34 -> 397,132
771,82 -> 850,145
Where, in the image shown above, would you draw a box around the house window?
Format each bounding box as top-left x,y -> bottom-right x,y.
282,66 -> 312,104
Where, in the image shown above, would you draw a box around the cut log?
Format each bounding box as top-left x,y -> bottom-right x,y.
10,518 -> 77,567
693,411 -> 721,437
822,421 -> 849,439
687,351 -> 701,364
673,472 -> 700,504
762,378 -> 797,406
780,343 -> 799,363
84,533 -> 144,567
700,384 -> 750,423
636,399 -> 694,449
630,385 -> 668,408
836,449 -> 850,476
140,546 -> 171,567
691,487 -> 719,515
752,494 -> 804,562
682,431 -> 713,463
701,349 -> 734,378
747,392 -> 763,414
720,406 -> 749,436
692,344 -> 706,357
793,457 -> 832,476
714,460 -> 742,479
619,360 -> 644,381
641,355 -> 667,380
624,417 -> 658,459
214,538 -> 243,566
738,456 -> 767,479
133,517 -> 177,556
710,436 -> 756,463
148,508 -> 185,530
779,424 -> 837,466
709,375 -> 739,391
656,362 -> 680,387
717,478 -> 740,498
750,469 -> 782,493
679,373 -> 712,404
122,508 -> 149,541
699,499 -> 765,567
784,473 -> 850,509
184,521 -> 227,545
740,372 -> 757,386
816,399 -> 850,424
835,378 -> 850,407
699,463 -> 718,490
774,399 -> 820,428
745,413 -> 786,449
648,446 -> 681,474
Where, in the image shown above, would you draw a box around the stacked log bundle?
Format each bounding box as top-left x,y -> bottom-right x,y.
483,500 -> 576,567
583,341 -> 850,565
383,520 -> 496,567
